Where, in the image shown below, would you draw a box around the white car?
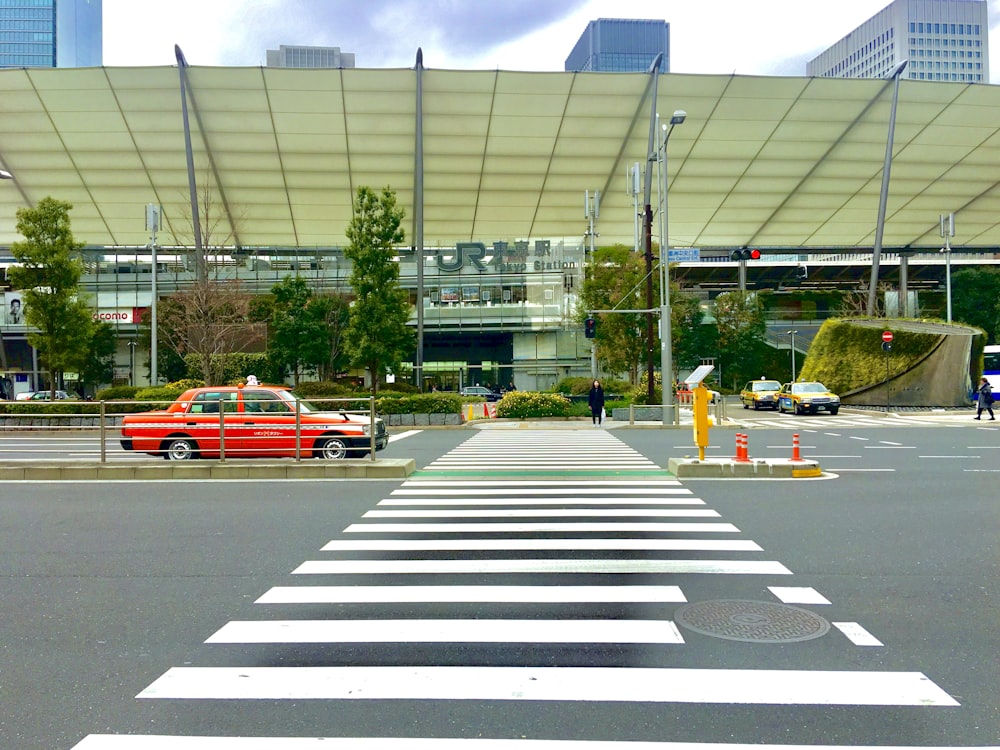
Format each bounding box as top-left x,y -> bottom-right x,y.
14,391 -> 34,401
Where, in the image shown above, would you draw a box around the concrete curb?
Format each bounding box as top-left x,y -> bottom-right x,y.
667,457 -> 822,478
0,458 -> 416,481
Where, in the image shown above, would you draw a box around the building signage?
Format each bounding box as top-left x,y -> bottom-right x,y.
436,240 -> 576,274
92,307 -> 144,324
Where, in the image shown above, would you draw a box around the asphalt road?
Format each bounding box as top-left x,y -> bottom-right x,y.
2,419 -> 998,749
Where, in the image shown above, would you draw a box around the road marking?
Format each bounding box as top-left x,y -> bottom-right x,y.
71,737 -> 983,748
833,622 -> 884,646
388,430 -> 422,442
918,455 -> 980,459
256,585 -> 689,604
292,559 -> 792,575
849,436 -> 868,441
320,539 -> 763,552
863,446 -> 915,449
768,586 -> 831,604
379,497 -> 706,506
391,487 -> 690,494
392,484 -> 686,495
880,440 -> 903,445
206,619 -> 686,644
824,433 -> 841,436
137,666 -> 958,705
343,522 -> 741,534
362,509 -> 721,519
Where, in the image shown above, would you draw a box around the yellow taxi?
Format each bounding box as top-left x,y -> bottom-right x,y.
777,381 -> 840,415
739,379 -> 782,410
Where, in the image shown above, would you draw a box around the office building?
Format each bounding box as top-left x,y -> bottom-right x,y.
266,45 -> 355,68
0,0 -> 101,69
808,0 -> 988,83
565,18 -> 669,73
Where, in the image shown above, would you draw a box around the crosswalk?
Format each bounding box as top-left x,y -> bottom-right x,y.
74,429 -> 959,748
730,411 -> 976,429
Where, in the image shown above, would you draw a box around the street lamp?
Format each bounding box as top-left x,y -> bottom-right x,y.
0,170 -> 12,180
658,109 -> 686,425
786,330 -> 799,382
940,213 -> 954,323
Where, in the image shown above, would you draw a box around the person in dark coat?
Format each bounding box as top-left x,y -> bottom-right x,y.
588,379 -> 605,426
975,376 -> 995,420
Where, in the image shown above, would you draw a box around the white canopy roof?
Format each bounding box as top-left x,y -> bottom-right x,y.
1,64 -> 998,251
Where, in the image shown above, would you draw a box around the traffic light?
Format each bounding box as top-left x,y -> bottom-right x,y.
584,316 -> 597,339
730,248 -> 761,261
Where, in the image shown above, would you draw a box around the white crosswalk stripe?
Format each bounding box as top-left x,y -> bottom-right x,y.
75,428 -> 959,748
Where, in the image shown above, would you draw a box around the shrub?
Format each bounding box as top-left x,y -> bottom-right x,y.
375,393 -> 462,414
293,381 -> 355,397
96,385 -> 141,401
495,391 -> 571,419
554,376 -> 630,396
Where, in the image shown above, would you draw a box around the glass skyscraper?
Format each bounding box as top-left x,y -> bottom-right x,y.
565,18 -> 670,73
0,0 -> 102,69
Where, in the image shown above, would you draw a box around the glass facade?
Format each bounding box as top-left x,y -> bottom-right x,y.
265,45 -> 355,68
565,19 -> 670,73
0,0 -> 100,69
807,0 -> 989,83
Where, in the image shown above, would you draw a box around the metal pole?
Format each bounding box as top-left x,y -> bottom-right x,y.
414,49 -> 425,391
175,46 -> 205,281
641,53 -> 663,406
659,110 -> 685,426
787,330 -> 798,381
941,213 -> 954,323
867,60 -> 908,316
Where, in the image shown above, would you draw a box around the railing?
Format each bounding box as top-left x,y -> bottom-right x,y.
0,396 -> 380,463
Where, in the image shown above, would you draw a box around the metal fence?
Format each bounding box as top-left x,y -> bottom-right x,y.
0,396 -> 381,463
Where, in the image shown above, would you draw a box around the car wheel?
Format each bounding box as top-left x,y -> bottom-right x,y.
752,400 -> 760,410
795,403 -> 804,415
164,437 -> 197,461
829,407 -> 839,415
316,436 -> 349,460
743,400 -> 749,409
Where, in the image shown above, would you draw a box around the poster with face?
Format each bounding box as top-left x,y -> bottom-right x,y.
5,292 -> 24,325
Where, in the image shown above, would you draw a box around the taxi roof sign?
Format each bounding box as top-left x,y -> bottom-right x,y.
684,364 -> 715,387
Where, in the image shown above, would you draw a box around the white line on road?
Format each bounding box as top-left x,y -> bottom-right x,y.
292,559 -> 791,575
833,622 -> 884,646
343,522 -> 741,534
768,586 -> 831,604
206,619 -> 686,645
388,430 -> 422,442
362,509 -> 720,519
320,539 -> 763,552
256,585 -> 689,604
392,487 -> 690,494
918,455 -> 980,459
379,497 -> 706,506
137,665 -> 958,705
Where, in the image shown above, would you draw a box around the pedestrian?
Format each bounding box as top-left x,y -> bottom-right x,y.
975,376 -> 994,420
588,379 -> 605,426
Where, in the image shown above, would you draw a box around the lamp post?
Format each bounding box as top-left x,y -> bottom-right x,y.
787,329 -> 799,382
658,109 -> 686,425
940,213 -> 954,323
0,170 -> 12,180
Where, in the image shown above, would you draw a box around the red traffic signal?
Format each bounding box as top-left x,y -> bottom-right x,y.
584,317 -> 597,339
730,248 -> 762,261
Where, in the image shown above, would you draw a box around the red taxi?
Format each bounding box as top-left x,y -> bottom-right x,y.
120,385 -> 388,460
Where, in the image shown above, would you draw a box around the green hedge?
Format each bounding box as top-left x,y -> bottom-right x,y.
800,319 -> 942,394
495,391 -> 571,419
376,393 -> 462,414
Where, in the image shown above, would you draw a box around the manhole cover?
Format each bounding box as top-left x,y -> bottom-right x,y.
674,600 -> 830,643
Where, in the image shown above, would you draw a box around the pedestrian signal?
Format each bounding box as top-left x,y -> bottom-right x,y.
584,317 -> 597,339
730,248 -> 761,261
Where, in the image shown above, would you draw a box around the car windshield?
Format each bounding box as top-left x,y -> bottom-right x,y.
793,383 -> 828,394
754,381 -> 781,391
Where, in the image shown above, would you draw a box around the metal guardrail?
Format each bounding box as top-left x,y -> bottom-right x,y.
0,396 -> 380,463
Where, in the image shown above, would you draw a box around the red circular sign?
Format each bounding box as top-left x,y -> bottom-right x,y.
882,330 -> 894,342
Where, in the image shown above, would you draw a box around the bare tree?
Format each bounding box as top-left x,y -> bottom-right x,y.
154,174 -> 262,384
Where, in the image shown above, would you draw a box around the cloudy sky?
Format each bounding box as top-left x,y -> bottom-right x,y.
103,0 -> 1000,80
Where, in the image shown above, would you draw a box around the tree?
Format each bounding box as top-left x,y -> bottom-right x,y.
7,197 -> 102,397
343,186 -> 414,395
154,175 -> 263,385
76,321 -> 116,396
951,267 -> 1000,343
713,290 -> 767,390
578,245 -> 648,384
267,275 -> 350,386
